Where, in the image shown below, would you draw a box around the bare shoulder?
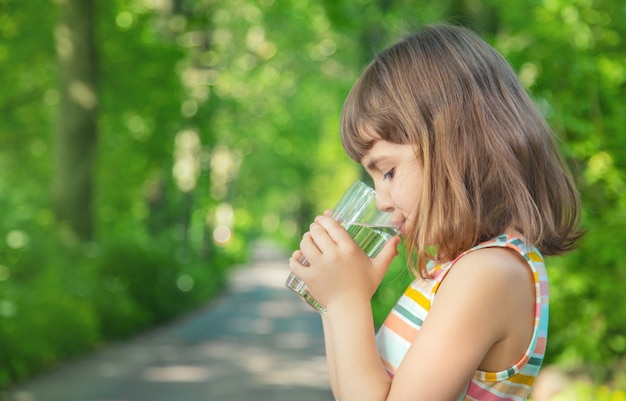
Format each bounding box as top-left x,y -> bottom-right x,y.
437,246 -> 534,318
446,246 -> 532,289
429,245 -> 534,331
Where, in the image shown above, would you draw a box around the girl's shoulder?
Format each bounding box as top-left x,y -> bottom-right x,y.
439,244 -> 532,296
431,232 -> 544,285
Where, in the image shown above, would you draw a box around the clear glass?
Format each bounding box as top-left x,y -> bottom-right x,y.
285,180 -> 399,313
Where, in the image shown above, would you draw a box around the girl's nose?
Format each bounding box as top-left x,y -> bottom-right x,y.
376,193 -> 394,212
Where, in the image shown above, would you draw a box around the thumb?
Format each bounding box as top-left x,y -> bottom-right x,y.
372,235 -> 401,281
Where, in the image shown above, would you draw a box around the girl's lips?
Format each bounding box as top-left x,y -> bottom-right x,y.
394,221 -> 406,236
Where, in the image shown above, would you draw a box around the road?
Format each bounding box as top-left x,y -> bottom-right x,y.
5,241 -> 331,401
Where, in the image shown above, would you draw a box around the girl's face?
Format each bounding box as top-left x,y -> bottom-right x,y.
361,140 -> 423,236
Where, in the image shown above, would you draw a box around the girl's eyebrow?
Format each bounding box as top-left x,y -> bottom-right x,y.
365,156 -> 385,172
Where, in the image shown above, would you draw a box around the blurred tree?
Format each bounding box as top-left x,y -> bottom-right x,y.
52,0 -> 98,241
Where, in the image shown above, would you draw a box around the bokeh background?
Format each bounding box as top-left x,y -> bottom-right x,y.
1,0 -> 625,398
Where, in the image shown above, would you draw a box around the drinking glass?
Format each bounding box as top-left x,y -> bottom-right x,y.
285,180 -> 399,313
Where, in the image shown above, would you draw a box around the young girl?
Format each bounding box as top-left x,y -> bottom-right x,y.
289,24 -> 583,401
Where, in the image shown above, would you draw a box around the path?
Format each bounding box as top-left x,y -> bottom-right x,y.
5,241 -> 331,401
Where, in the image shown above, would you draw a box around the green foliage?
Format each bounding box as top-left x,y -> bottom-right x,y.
0,225 -> 98,384
0,0 -> 244,387
549,382 -> 626,401
93,231 -> 231,338
372,242 -> 412,326
0,213 -> 237,387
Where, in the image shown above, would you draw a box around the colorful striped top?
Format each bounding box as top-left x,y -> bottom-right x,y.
375,233 -> 549,401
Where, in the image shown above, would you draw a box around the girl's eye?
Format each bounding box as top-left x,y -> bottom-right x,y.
383,168 -> 395,180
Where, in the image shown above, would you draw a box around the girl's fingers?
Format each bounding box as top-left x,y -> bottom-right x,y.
299,231 -> 321,260
313,215 -> 354,246
289,253 -> 311,279
308,220 -> 339,251
291,249 -> 304,261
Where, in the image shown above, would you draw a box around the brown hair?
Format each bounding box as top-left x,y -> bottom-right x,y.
341,24 -> 583,278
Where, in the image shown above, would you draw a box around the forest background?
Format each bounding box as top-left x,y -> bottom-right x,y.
1,0 -> 625,397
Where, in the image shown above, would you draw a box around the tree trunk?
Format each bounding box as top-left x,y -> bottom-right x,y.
52,0 -> 98,241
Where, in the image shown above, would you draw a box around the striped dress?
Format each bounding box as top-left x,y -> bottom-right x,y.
375,233 -> 549,401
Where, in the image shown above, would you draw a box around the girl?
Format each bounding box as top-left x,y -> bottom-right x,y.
289,24 -> 583,401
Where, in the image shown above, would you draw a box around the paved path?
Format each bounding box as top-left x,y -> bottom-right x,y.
5,241 -> 331,401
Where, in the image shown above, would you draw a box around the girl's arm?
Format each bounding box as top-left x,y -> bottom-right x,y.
291,215 -> 399,399
289,250 -> 341,398
321,314 -> 339,399
291,247 -> 392,399
324,295 -> 391,401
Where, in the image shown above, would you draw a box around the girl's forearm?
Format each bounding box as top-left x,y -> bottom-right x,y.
322,315 -> 340,398
325,298 -> 391,401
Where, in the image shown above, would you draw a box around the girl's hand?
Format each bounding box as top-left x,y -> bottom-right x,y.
289,209 -> 334,264
289,215 -> 401,310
